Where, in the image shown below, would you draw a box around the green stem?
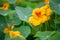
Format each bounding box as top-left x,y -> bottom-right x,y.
23,21 -> 25,26
45,22 -> 48,31
55,13 -> 57,31
40,24 -> 43,31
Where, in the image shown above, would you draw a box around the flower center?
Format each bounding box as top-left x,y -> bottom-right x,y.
4,5 -> 7,8
35,12 -> 41,17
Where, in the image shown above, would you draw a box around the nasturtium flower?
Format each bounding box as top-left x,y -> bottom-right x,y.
4,28 -> 10,34
28,4 -> 52,26
32,8 -> 45,18
9,31 -> 24,38
2,3 -> 9,10
4,24 -> 12,34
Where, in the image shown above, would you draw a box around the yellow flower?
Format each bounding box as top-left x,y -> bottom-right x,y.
29,15 -> 50,26
41,15 -> 50,23
4,28 -> 10,34
41,4 -> 52,16
32,8 -> 45,18
2,3 -> 9,10
29,16 -> 42,26
9,31 -> 24,38
28,4 -> 52,26
46,7 -> 52,16
4,24 -> 12,34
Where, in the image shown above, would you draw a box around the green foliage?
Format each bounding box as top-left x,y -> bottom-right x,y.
0,10 -> 10,16
16,6 -> 32,22
50,0 -> 60,14
7,12 -> 21,25
7,0 -> 16,4
0,15 -> 8,32
34,31 -> 56,40
48,32 -> 60,40
0,0 -> 60,40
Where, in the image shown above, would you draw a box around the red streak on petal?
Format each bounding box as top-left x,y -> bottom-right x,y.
35,12 -> 41,17
3,4 -> 7,8
4,5 -> 6,8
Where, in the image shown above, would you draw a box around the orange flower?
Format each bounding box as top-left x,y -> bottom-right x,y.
2,3 -> 9,10
28,4 -> 52,26
10,31 -> 16,38
32,8 -> 45,18
41,4 -> 52,16
4,28 -> 10,34
9,31 -> 24,38
4,24 -> 13,34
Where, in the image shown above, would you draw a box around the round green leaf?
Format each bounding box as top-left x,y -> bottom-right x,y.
34,31 -> 56,40
48,32 -> 60,40
7,12 -> 21,25
16,6 -> 32,22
